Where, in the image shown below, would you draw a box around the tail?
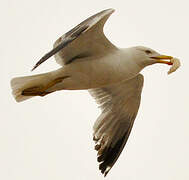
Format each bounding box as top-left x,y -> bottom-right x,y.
10,72 -> 53,102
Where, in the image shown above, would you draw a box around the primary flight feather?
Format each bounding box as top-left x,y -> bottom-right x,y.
10,8 -> 180,176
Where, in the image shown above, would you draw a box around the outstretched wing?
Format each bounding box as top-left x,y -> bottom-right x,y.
32,8 -> 117,70
89,74 -> 144,176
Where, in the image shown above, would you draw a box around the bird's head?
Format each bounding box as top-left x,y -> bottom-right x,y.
129,46 -> 173,67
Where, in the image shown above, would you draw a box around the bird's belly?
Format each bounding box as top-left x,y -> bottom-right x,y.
57,57 -> 141,90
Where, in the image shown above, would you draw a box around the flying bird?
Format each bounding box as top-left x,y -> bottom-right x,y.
10,9 -> 180,176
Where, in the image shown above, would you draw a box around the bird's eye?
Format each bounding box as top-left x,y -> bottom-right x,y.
145,50 -> 152,54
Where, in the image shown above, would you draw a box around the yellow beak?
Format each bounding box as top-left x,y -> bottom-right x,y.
152,55 -> 173,65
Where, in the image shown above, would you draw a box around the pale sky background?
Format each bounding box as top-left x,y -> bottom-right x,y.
1,0 -> 189,180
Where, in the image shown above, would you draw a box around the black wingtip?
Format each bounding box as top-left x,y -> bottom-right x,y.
31,65 -> 37,71
104,168 -> 111,177
94,131 -> 128,177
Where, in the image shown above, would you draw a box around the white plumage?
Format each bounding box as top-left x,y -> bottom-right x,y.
10,8 -> 180,176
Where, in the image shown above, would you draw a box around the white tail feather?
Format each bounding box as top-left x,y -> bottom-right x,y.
10,72 -> 53,102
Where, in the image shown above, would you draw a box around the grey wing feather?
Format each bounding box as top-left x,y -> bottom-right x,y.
31,25 -> 88,71
32,8 -> 116,70
89,74 -> 144,176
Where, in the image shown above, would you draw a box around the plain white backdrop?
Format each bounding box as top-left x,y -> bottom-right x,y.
1,0 -> 189,179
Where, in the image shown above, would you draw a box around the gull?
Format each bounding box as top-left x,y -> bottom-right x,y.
10,8 -> 180,176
